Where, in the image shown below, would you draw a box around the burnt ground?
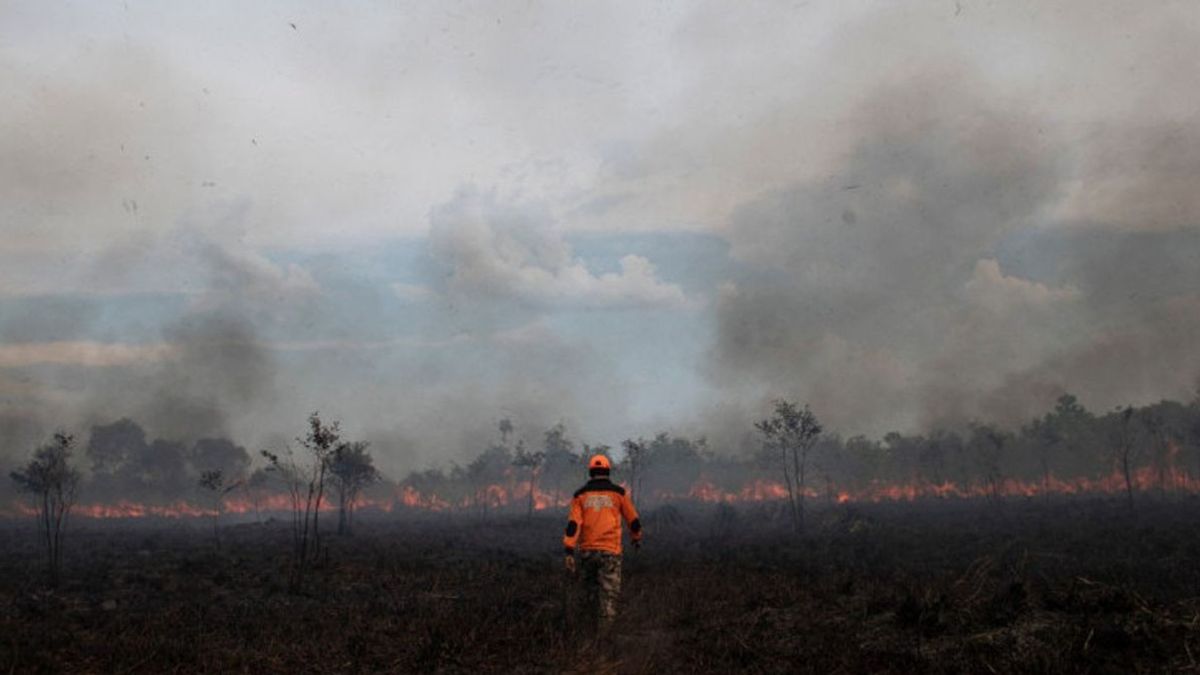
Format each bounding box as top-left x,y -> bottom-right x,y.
3,497 -> 1200,673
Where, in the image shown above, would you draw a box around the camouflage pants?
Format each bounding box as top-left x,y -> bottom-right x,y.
580,550 -> 622,629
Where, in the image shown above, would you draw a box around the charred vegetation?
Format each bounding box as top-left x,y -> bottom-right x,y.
1,498 -> 1199,673
5,395 -> 1200,671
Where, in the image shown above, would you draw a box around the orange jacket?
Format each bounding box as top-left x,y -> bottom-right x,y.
563,478 -> 642,555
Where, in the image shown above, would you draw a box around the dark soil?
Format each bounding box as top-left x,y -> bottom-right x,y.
3,496 -> 1200,673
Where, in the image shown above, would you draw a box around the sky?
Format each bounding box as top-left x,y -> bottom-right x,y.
2,0 -> 1199,477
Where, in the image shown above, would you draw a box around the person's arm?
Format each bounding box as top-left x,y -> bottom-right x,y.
563,496 -> 583,571
620,494 -> 643,548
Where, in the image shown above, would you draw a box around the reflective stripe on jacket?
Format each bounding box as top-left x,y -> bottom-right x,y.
563,478 -> 642,555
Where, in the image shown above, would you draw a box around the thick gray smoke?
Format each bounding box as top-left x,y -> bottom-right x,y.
79,416 -> 253,504
84,231 -> 288,443
427,187 -> 690,312
343,318 -> 632,477
350,186 -> 683,467
0,308 -> 266,505
6,0 -> 1200,489
133,311 -> 273,441
0,197 -> 648,488
707,82 -> 1200,439
0,231 -> 283,465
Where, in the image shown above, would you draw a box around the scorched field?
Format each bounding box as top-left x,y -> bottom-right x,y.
3,497 -> 1200,673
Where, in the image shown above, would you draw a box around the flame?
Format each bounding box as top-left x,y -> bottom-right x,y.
6,454 -> 1200,520
398,485 -> 451,511
680,478 -> 792,503
76,500 -> 216,519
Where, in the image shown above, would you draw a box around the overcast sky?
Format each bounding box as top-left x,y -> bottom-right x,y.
2,1 -> 1199,475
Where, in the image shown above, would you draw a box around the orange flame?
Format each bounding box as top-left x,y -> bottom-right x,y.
6,455 -> 1200,520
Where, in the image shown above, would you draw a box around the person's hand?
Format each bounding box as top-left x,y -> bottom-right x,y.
564,555 -> 576,574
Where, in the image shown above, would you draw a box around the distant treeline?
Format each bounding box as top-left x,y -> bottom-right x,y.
9,393 -> 1200,513
398,395 -> 1200,512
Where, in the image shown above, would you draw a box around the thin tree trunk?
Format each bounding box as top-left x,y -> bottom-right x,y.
313,464 -> 326,561
41,492 -> 50,566
780,449 -> 798,534
291,481 -> 305,562
43,491 -> 56,584
52,491 -> 67,586
53,496 -> 62,579
295,478 -> 315,588
301,483 -> 313,562
290,487 -> 298,554
796,446 -> 807,534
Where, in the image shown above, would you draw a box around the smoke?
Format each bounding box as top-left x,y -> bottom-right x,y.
0,227 -> 291,469
323,317 -> 632,478
702,50 -> 1200,437
704,74 -> 1067,435
428,187 -> 690,312
76,226 -> 295,444
272,188 -> 667,474
6,0 -> 1200,485
0,296 -> 101,344
137,311 -> 274,440
82,417 -> 253,504
1,194 -> 649,484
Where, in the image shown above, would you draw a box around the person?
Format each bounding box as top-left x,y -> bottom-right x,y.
562,453 -> 643,632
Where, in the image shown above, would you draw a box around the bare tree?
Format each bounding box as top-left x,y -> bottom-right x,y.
329,441 -> 380,535
1047,394 -> 1094,475
467,444 -> 512,518
541,423 -> 578,508
260,412 -> 342,590
260,444 -> 309,587
1110,406 -> 1139,512
755,400 -> 822,534
299,413 -> 341,560
242,466 -> 272,525
969,424 -> 1009,502
197,469 -> 240,551
512,440 -> 545,518
1138,404 -> 1187,496
10,432 -> 81,586
1023,417 -> 1059,499
620,438 -> 648,501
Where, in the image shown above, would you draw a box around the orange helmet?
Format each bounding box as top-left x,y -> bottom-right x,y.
588,454 -> 611,472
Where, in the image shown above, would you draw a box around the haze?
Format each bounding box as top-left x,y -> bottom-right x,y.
2,0 -> 1199,478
